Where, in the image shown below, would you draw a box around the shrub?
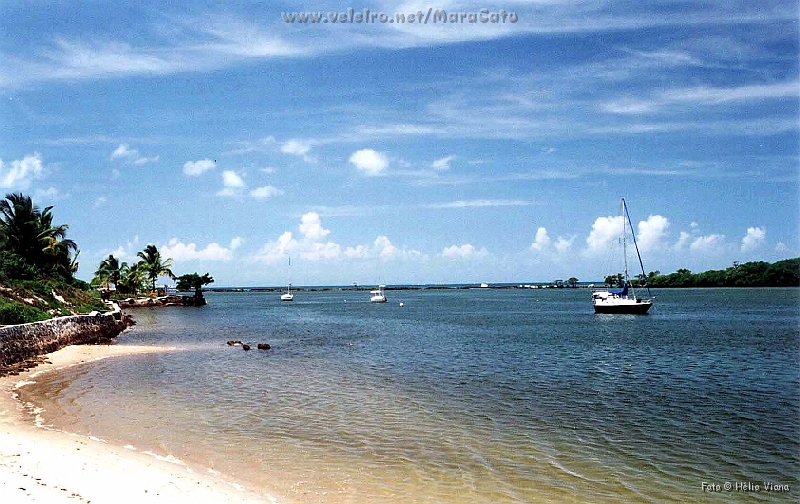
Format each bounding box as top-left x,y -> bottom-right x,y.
0,298 -> 50,325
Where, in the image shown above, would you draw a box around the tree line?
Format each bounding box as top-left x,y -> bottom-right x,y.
605,258 -> 800,288
93,246 -> 214,298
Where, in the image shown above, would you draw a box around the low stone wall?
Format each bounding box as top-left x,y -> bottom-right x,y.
0,308 -> 128,370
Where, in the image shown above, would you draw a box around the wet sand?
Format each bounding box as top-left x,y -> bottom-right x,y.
0,344 -> 269,504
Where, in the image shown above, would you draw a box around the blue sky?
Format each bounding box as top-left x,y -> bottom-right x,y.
1,1 -> 797,286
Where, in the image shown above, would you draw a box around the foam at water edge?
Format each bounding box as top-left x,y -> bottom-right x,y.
141,451 -> 185,465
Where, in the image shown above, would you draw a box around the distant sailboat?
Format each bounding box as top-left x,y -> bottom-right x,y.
591,198 -> 654,314
370,285 -> 388,303
280,256 -> 294,301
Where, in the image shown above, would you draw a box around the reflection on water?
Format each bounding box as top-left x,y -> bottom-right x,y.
20,288 -> 800,503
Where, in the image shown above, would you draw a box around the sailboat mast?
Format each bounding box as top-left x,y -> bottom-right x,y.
622,198 -> 654,299
621,198 -> 629,285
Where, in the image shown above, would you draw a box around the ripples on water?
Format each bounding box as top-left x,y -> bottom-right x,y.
21,288 -> 800,503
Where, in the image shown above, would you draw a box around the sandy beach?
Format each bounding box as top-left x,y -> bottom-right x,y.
0,344 -> 269,504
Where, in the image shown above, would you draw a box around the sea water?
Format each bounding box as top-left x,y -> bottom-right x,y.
20,288 -> 800,503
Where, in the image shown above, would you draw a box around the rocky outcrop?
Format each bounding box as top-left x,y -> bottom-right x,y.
117,295 -> 206,308
0,306 -> 130,373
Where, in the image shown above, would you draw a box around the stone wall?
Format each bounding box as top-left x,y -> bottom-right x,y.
0,308 -> 128,370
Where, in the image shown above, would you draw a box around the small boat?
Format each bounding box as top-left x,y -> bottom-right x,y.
592,198 -> 654,314
280,283 -> 294,302
280,256 -> 294,301
370,285 -> 387,303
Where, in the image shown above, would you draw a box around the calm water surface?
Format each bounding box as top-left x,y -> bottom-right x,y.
22,288 -> 800,503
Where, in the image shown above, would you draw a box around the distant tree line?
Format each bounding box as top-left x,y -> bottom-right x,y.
609,258 -> 800,288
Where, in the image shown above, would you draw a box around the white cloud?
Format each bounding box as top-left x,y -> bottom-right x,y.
374,235 -> 397,259
105,236 -> 140,261
741,226 -> 766,252
0,153 -> 44,188
94,196 -> 107,208
674,231 -> 692,251
161,238 -> 236,261
554,235 -> 575,253
110,144 -> 158,165
110,245 -> 129,260
775,242 -> 789,254
281,139 -> 315,162
431,155 -> 456,171
427,199 -> 532,209
349,149 -> 388,176
298,212 -> 330,241
303,241 -> 342,261
230,237 -> 244,250
585,215 -> 624,255
33,186 -> 61,201
110,144 -> 135,160
217,170 -> 246,196
689,234 -> 726,253
250,185 -> 283,199
344,244 -> 369,259
585,214 -> 668,256
442,243 -> 489,259
222,170 -> 245,187
133,155 -> 159,165
255,231 -> 298,263
637,215 -> 669,252
183,159 -> 216,176
530,227 -> 551,251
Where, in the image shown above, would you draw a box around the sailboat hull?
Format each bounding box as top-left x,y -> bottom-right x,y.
593,300 -> 652,314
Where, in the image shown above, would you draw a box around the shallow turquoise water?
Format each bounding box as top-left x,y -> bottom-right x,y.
23,288 -> 800,503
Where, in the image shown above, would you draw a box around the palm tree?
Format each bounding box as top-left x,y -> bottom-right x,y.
137,244 -> 174,293
118,262 -> 146,296
0,193 -> 78,278
93,255 -> 124,291
37,204 -> 77,276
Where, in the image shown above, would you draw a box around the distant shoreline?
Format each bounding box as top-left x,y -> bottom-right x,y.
203,283 -> 799,293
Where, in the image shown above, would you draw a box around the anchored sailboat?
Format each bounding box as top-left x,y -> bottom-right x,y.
370,284 -> 387,303
280,256 -> 294,301
591,198 -> 654,314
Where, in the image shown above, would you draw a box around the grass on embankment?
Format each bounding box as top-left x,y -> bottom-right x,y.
0,278 -> 108,325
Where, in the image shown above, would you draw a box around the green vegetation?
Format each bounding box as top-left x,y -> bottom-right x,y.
175,273 -> 214,294
0,193 -> 106,324
175,273 -> 214,303
93,246 -> 212,302
605,258 -> 800,288
137,244 -> 175,292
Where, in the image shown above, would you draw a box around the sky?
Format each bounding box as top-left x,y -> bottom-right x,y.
0,1 -> 798,287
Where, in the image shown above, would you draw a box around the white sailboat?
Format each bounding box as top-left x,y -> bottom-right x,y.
592,198 -> 654,314
280,256 -> 294,301
370,285 -> 387,303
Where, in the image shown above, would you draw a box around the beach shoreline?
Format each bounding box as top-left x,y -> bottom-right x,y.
0,344 -> 270,504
